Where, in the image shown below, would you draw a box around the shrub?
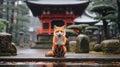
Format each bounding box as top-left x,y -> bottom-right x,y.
66,29 -> 78,36
67,25 -> 82,30
85,26 -> 99,31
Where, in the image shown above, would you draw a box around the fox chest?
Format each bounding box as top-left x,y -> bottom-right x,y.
55,37 -> 64,45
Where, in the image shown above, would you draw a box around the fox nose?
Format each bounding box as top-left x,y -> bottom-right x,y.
58,34 -> 62,37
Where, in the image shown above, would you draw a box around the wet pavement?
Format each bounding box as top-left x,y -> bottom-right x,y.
0,48 -> 120,62
0,48 -> 120,67
0,62 -> 120,67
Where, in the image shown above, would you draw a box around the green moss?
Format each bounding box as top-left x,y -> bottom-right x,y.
89,42 -> 97,51
101,40 -> 120,54
94,44 -> 102,52
76,34 -> 89,53
69,41 -> 76,52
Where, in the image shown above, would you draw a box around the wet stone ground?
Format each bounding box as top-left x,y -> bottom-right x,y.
0,61 -> 120,67
0,48 -> 120,67
0,48 -> 120,59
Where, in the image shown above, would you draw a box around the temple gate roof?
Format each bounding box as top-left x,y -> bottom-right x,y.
25,0 -> 90,16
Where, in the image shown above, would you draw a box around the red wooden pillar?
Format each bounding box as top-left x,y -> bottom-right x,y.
41,20 -> 44,33
48,20 -> 52,35
64,20 -> 66,27
71,21 -> 74,25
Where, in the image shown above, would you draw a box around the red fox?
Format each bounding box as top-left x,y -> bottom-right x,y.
45,25 -> 67,57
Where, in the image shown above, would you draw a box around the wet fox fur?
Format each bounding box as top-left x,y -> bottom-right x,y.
45,25 -> 67,57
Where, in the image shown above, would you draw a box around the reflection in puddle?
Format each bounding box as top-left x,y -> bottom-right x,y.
0,62 -> 120,67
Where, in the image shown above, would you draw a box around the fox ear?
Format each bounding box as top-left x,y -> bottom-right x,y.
62,25 -> 65,29
54,25 -> 57,29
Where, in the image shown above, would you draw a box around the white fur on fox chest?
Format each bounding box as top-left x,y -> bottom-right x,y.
55,37 -> 64,45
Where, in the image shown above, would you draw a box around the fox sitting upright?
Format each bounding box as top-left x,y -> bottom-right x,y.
45,25 -> 67,57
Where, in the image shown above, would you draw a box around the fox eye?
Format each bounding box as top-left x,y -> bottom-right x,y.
60,31 -> 63,32
55,30 -> 63,33
56,31 -> 59,33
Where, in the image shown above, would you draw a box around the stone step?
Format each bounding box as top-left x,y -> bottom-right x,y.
0,56 -> 120,62
0,48 -> 120,62
31,44 -> 52,49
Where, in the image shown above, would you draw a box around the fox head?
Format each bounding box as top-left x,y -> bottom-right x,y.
54,25 -> 66,38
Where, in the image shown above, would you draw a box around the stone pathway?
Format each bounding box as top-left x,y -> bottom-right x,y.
0,48 -> 120,62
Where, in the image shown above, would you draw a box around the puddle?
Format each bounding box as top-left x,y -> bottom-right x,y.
0,62 -> 120,67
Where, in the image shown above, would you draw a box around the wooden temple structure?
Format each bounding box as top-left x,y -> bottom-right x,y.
26,0 -> 90,35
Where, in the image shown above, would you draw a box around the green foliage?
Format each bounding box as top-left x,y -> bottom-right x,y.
0,19 -> 9,26
16,15 -> 29,22
85,26 -> 99,30
67,24 -> 90,35
0,0 -> 30,44
103,14 -> 117,22
66,24 -> 99,36
94,14 -> 117,22
91,4 -> 116,16
67,25 -> 82,30
90,3 -> 116,21
78,24 -> 90,28
0,20 -> 4,32
0,19 -> 10,32
90,2 -> 116,39
85,26 -> 98,35
92,0 -> 117,8
78,24 -> 90,34
67,24 -> 90,30
15,4 -> 29,15
85,30 -> 92,35
66,29 -> 78,36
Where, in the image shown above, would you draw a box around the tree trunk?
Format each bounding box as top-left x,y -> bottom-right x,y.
5,1 -> 10,33
0,0 -> 3,4
102,20 -> 109,40
117,0 -> 120,33
9,1 -> 15,33
6,1 -> 9,21
0,0 -> 3,18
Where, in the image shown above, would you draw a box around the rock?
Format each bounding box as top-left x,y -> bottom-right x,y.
76,34 -> 89,53
0,33 -> 12,52
69,41 -> 76,52
94,44 -> 102,52
9,43 -> 17,55
101,39 -> 120,54
89,42 -> 97,51
0,33 -> 17,56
